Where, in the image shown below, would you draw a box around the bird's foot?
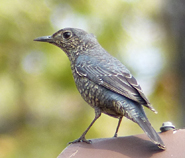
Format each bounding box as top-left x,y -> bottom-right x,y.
113,133 -> 118,137
68,136 -> 92,144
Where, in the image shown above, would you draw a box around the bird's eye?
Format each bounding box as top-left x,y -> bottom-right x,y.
63,31 -> 71,39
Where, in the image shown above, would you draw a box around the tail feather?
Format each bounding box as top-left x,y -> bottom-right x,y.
119,95 -> 165,149
135,116 -> 165,150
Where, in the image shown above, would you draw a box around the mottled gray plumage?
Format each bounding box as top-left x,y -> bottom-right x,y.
34,28 -> 165,149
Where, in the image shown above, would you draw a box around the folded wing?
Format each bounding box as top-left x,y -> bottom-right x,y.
75,55 -> 156,113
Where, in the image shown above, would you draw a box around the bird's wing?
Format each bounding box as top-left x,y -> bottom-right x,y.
75,55 -> 156,113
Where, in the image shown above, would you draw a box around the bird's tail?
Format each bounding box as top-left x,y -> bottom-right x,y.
117,95 -> 165,149
134,116 -> 165,150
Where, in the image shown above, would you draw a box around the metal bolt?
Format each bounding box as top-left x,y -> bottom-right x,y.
160,122 -> 175,132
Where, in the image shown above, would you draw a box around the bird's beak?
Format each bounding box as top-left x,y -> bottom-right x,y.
34,35 -> 53,43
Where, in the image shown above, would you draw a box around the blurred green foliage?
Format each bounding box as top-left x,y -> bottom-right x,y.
0,0 -> 182,157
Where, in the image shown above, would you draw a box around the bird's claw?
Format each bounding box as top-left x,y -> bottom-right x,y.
113,133 -> 118,137
68,136 -> 92,144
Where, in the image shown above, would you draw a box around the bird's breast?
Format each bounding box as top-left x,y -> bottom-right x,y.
74,73 -> 103,108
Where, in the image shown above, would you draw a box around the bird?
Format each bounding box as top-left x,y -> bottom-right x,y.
34,28 -> 165,149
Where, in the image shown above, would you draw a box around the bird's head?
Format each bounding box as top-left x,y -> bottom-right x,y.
34,28 -> 98,56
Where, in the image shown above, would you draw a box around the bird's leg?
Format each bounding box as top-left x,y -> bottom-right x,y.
114,116 -> 123,137
68,107 -> 101,144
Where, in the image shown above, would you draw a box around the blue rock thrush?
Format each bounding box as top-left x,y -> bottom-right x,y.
34,28 -> 165,149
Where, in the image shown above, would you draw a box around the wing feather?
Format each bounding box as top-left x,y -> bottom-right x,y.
75,55 -> 156,113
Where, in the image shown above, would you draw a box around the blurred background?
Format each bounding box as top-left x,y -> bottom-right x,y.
1,0 -> 185,157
